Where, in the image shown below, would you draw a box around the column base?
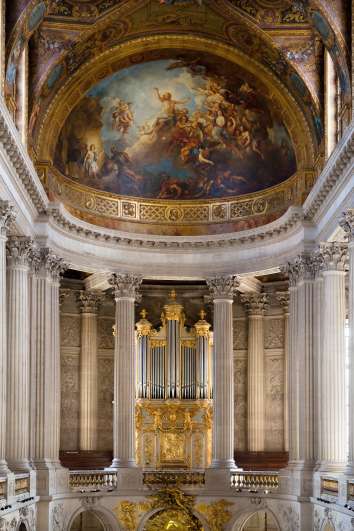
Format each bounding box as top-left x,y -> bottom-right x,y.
7,458 -> 32,472
0,460 -> 11,476
317,461 -> 346,474
109,458 -> 137,469
209,458 -> 238,469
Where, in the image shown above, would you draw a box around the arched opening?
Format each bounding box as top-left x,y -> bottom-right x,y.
322,522 -> 335,531
18,524 -> 27,531
241,510 -> 279,531
143,508 -> 204,530
70,511 -> 106,531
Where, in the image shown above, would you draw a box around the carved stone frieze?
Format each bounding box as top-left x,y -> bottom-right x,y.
318,242 -> 348,272
207,275 -> 239,300
60,354 -> 80,449
109,273 -> 142,300
234,357 -> 247,451
60,315 -> 81,347
264,319 -> 284,349
0,200 -> 16,237
97,357 -> 114,450
59,287 -> 71,307
77,290 -> 102,313
240,292 -> 269,315
234,319 -> 248,349
265,356 -> 284,450
98,318 -> 115,349
6,235 -> 33,268
340,209 -> 354,242
51,503 -> 64,531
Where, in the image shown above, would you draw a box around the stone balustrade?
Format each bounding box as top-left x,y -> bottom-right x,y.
69,470 -> 118,492
230,471 -> 279,493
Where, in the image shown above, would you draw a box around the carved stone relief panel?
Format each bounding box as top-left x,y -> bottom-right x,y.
60,354 -> 80,450
265,356 -> 284,451
60,314 -> 81,347
97,356 -> 114,450
234,357 -> 247,451
234,318 -> 248,350
98,317 -> 114,350
264,317 -> 284,349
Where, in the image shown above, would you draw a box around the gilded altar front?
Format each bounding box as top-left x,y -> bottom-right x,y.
135,291 -> 213,470
136,400 -> 212,469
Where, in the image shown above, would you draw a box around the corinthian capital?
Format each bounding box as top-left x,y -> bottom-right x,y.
318,242 -> 347,272
206,275 -> 239,300
6,236 -> 33,267
281,252 -> 322,286
31,247 -> 67,281
241,293 -> 269,315
340,210 -> 354,242
109,273 -> 142,301
78,290 -> 102,313
0,200 -> 16,237
276,291 -> 290,313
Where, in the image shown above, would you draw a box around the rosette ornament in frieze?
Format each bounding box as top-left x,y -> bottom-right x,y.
318,242 -> 348,272
206,275 -> 239,300
240,292 -> 269,315
109,273 -> 142,301
0,200 -> 16,237
340,210 -> 354,242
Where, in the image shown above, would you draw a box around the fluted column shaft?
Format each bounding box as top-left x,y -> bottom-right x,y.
341,212 -> 354,472
30,249 -> 66,467
207,276 -> 238,469
78,291 -> 101,451
319,243 -> 347,471
277,292 -> 289,452
109,273 -> 142,469
242,294 -> 268,452
0,201 -> 15,475
6,237 -> 33,471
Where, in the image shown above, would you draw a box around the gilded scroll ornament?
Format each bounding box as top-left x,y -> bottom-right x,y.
196,500 -> 234,531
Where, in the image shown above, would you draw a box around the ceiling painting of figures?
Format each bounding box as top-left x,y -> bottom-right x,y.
54,53 -> 297,201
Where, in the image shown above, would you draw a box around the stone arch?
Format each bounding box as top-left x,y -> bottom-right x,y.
16,522 -> 29,531
231,508 -> 281,531
321,520 -> 335,531
65,506 -> 120,531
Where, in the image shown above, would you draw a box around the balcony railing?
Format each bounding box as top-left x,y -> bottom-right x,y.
69,470 -> 117,492
143,471 -> 205,487
230,471 -> 279,493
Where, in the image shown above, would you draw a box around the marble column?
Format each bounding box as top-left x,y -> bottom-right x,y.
6,236 -> 33,471
341,211 -> 354,474
206,275 -> 238,469
109,273 -> 142,469
283,254 -> 317,469
30,248 -> 66,469
318,242 -> 347,471
78,290 -> 102,451
241,293 -> 268,452
276,292 -> 290,453
0,201 -> 15,475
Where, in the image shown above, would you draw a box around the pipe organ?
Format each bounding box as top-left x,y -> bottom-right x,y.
135,291 -> 213,469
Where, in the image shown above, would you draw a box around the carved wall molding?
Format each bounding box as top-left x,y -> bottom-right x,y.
340,209 -> 354,242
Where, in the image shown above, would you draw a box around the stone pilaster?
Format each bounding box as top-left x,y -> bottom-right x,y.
276,291 -> 290,453
241,293 -> 268,452
0,201 -> 15,475
318,242 -> 347,471
340,211 -> 354,474
78,290 -> 102,451
206,275 -> 239,469
30,248 -> 67,475
6,236 -> 33,471
109,273 -> 142,471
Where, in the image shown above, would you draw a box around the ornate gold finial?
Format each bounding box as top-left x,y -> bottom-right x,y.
136,309 -> 152,337
199,309 -> 206,320
140,308 -> 148,319
169,289 -> 177,300
195,309 -> 211,337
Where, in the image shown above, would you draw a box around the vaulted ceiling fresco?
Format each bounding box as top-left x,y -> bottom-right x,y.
3,0 -> 352,235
